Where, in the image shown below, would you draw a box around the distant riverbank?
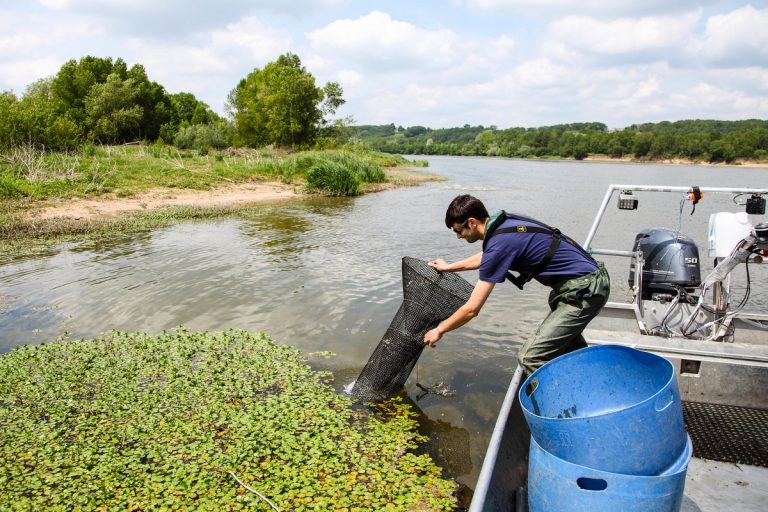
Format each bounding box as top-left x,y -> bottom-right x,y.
584,154 -> 768,168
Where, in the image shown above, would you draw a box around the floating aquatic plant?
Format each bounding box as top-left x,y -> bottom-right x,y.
0,329 -> 457,511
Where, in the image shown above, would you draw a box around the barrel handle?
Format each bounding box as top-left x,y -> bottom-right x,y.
576,477 -> 608,491
654,389 -> 674,412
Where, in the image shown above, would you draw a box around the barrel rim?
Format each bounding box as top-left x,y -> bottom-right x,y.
530,435 -> 691,479
519,344 -> 676,422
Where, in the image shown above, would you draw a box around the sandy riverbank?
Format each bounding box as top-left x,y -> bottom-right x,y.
584,155 -> 768,168
34,181 -> 299,221
30,166 -> 438,222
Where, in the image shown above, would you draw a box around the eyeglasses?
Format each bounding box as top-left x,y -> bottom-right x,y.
452,218 -> 470,234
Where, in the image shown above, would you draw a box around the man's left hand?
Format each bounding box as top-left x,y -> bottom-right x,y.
424,328 -> 442,347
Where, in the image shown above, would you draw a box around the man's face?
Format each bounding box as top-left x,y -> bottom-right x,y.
452,218 -> 481,243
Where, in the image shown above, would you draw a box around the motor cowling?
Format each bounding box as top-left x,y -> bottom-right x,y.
628,228 -> 701,300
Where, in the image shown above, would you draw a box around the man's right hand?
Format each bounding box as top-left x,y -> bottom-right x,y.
429,258 -> 450,272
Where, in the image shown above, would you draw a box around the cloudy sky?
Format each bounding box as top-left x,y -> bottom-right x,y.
1,0 -> 767,129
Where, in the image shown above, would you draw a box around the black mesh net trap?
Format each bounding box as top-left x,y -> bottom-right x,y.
351,257 -> 475,402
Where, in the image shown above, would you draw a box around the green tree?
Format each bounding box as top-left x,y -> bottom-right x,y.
708,139 -> 736,163
230,53 -> 343,147
0,92 -> 21,149
125,64 -> 174,141
85,73 -> 143,143
632,132 -> 655,158
170,92 -> 199,124
1,79 -> 83,151
191,103 -> 211,125
50,56 -> 126,126
321,81 -> 345,123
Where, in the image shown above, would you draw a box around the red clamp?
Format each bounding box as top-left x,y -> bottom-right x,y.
688,186 -> 703,215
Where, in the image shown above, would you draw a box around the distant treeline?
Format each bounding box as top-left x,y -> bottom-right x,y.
3,54 -> 767,165
352,120 -> 768,163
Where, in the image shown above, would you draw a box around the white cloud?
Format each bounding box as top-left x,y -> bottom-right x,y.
1,2 -> 766,128
307,11 -> 458,70
458,0 -> 721,19
0,56 -> 62,94
705,66 -> 768,95
208,17 -> 293,63
0,32 -> 48,57
337,69 -> 362,87
0,8 -> 97,92
126,17 -> 293,109
696,5 -> 768,67
667,82 -> 768,118
404,84 -> 444,110
509,58 -> 571,88
548,12 -> 700,61
37,0 -> 348,37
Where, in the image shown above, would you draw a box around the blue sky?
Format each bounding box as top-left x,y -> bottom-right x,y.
1,1 -> 766,129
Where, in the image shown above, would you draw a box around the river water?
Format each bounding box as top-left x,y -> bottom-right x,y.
1,156 -> 767,492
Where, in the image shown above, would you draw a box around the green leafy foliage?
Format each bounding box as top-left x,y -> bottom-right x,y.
252,150 -> 387,195
173,124 -> 229,153
85,73 -> 144,144
0,56 -> 225,151
0,329 -> 457,511
230,53 -> 344,148
306,160 -> 360,196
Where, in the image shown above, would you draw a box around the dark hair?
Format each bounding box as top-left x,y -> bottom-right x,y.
445,194 -> 489,228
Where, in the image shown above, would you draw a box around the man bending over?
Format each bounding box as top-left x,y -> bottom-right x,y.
424,194 -> 610,375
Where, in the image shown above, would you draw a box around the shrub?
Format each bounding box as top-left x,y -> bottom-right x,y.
324,151 -> 386,183
306,160 -> 360,196
46,117 -> 83,151
0,173 -> 32,198
158,122 -> 177,143
173,124 -> 228,153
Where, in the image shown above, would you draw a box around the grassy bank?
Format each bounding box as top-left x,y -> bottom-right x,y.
0,144 -> 439,256
0,143 -> 424,202
0,329 -> 458,511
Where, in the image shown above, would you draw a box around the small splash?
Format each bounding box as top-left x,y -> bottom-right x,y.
343,380 -> 356,395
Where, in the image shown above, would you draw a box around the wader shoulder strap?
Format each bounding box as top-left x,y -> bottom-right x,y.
483,211 -> 593,290
489,226 -> 561,289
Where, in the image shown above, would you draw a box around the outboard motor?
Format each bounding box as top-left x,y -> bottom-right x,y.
629,228 -> 701,300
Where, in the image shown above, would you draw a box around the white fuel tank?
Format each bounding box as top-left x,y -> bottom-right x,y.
708,212 -> 754,258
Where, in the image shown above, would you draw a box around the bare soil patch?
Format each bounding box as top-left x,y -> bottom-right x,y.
34,181 -> 299,221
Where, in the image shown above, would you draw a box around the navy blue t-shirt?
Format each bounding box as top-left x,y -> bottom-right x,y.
479,211 -> 597,284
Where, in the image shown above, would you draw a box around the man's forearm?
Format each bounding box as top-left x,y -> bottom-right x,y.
446,251 -> 483,271
435,303 -> 478,334
424,280 -> 495,347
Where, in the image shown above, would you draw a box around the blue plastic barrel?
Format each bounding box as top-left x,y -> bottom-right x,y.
660,435 -> 693,476
519,345 -> 687,475
528,436 -> 689,512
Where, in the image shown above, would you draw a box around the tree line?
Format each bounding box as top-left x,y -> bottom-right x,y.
352,120 -> 768,163
0,53 -> 343,153
3,53 -> 766,165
